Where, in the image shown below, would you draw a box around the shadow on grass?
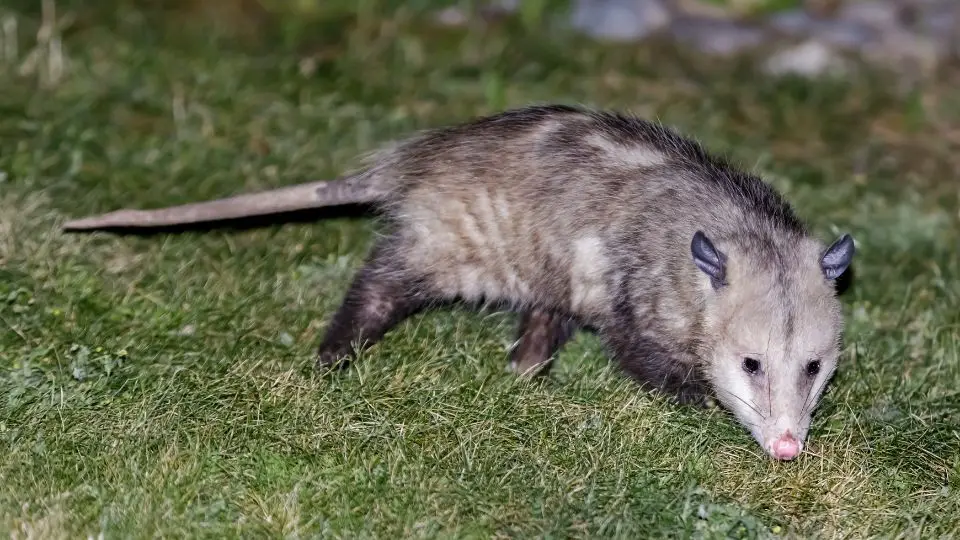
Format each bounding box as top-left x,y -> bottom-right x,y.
59,204 -> 378,236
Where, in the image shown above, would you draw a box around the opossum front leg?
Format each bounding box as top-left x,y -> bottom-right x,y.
601,328 -> 709,407
315,246 -> 424,370
507,309 -> 578,377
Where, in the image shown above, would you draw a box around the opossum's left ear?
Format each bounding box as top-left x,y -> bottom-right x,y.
820,234 -> 855,280
691,231 -> 727,289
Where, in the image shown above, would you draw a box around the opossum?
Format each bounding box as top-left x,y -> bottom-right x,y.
63,104 -> 855,461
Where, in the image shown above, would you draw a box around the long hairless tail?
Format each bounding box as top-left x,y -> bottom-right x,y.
61,172 -> 386,231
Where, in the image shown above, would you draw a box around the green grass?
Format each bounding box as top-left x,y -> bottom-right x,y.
2,1 -> 959,537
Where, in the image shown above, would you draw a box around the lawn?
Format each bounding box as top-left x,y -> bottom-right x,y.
1,0 -> 959,538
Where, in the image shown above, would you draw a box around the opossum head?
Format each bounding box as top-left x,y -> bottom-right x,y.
691,231 -> 855,460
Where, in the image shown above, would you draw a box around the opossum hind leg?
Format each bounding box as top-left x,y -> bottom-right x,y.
507,309 -> 578,377
315,246 -> 424,370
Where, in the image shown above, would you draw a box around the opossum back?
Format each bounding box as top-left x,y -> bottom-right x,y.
377,106 -> 679,314
368,105 -> 807,319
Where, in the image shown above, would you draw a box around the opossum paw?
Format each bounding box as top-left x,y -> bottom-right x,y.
506,356 -> 552,378
315,349 -> 351,371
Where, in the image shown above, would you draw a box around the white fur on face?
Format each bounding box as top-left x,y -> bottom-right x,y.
704,241 -> 843,459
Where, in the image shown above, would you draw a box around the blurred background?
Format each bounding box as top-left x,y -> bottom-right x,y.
7,0 -> 959,80
3,0 -> 958,200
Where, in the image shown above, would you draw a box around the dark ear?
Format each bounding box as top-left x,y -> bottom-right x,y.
820,234 -> 855,281
691,231 -> 726,289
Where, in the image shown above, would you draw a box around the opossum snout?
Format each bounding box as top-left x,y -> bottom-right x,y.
768,431 -> 801,461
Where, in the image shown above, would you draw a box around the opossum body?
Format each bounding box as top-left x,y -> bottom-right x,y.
63,105 -> 855,460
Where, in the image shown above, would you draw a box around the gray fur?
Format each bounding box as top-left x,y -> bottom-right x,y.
63,105 -> 855,460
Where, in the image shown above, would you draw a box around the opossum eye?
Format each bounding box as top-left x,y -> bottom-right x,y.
742,357 -> 761,375
806,360 -> 821,376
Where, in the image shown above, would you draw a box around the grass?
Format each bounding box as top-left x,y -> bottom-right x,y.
1,0 -> 959,537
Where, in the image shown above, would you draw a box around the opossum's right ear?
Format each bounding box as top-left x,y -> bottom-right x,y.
820,234 -> 855,281
691,231 -> 727,289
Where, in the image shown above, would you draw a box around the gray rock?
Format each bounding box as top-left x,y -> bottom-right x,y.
570,0 -> 671,41
916,0 -> 959,55
836,0 -> 903,29
433,0 -> 522,27
670,16 -> 768,56
492,0 -> 521,10
434,6 -> 469,26
769,8 -> 879,49
764,40 -> 849,77
860,26 -> 942,74
830,1 -> 955,70
815,20 -> 879,49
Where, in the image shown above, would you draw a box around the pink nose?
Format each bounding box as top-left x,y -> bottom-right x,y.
771,433 -> 800,460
